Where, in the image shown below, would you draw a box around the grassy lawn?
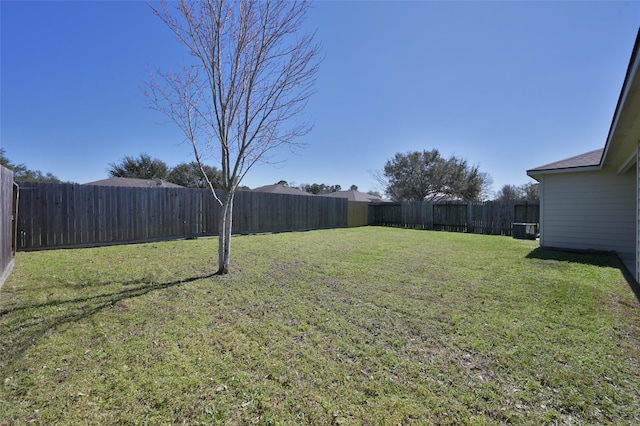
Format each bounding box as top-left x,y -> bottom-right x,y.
1,227 -> 639,425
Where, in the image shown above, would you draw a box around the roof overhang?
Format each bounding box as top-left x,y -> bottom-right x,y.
601,29 -> 640,170
527,29 -> 640,181
527,165 -> 601,181
617,150 -> 638,175
526,148 -> 604,181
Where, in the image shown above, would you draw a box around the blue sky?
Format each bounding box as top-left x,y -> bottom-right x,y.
2,1 -> 639,196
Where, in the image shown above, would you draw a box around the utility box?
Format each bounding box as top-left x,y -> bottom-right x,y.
512,223 -> 538,240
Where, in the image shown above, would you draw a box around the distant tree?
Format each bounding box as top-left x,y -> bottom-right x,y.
17,170 -> 61,183
108,153 -> 169,180
300,183 -> 320,194
479,172 -> 494,201
521,182 -> 539,201
275,180 -> 289,187
494,182 -> 539,202
381,149 -> 489,201
349,184 -> 358,191
367,190 -> 382,198
495,184 -> 524,201
451,158 -> 486,201
300,183 -> 341,194
0,149 -> 18,169
167,162 -> 223,188
0,148 -> 62,183
0,149 -> 28,178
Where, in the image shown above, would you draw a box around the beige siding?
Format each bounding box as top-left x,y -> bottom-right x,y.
637,147 -> 640,282
347,201 -> 369,227
539,168 -> 635,260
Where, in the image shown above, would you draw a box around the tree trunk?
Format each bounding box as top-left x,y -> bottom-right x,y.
217,191 -> 235,275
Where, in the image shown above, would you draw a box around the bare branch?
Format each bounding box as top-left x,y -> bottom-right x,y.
146,0 -> 319,273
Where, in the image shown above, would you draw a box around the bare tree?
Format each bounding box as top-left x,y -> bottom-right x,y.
479,172 -> 494,201
494,182 -> 539,202
495,184 -> 524,201
520,181 -> 539,201
146,0 -> 319,274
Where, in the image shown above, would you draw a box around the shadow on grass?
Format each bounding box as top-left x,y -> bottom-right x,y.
526,247 -> 640,303
0,273 -> 215,371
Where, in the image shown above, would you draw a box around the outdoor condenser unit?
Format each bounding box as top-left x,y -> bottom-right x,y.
512,223 -> 538,240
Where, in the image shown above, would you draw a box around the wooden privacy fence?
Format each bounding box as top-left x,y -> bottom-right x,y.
368,200 -> 539,236
16,182 -> 349,250
1,166 -> 17,287
14,181 -> 539,251
347,201 -> 369,227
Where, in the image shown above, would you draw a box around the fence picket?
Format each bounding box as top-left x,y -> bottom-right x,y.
0,166 -> 15,286
368,200 -> 538,236
15,183 -> 351,250
14,181 -> 539,251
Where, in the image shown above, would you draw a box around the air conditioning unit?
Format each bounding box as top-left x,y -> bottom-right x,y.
512,223 -> 538,240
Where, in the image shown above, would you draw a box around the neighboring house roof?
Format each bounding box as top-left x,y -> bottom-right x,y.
528,28 -> 640,180
84,177 -> 184,188
320,190 -> 385,202
527,148 -> 604,175
252,184 -> 315,196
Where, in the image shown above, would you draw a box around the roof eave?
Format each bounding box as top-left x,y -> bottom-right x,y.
527,164 -> 602,180
601,29 -> 640,166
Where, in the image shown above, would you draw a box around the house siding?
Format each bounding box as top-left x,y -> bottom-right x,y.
539,169 -> 636,263
637,146 -> 640,283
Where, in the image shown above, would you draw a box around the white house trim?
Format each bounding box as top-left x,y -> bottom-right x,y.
618,150 -> 637,175
602,32 -> 640,166
527,165 -> 601,178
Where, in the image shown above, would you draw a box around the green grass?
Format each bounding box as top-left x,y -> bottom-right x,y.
1,227 -> 639,425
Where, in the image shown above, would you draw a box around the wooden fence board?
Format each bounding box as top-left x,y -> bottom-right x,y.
13,181 -> 540,252
15,183 -> 350,250
348,202 -> 369,227
368,200 -> 538,236
1,166 -> 15,287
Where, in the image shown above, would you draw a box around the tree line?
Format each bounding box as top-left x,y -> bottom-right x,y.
108,150 -> 539,202
3,147 -> 537,202
1,148 -> 63,183
106,153 -> 253,190
275,181 -> 381,197
493,182 -> 539,202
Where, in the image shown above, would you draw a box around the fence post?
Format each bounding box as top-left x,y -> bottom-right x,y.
1,166 -> 15,288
